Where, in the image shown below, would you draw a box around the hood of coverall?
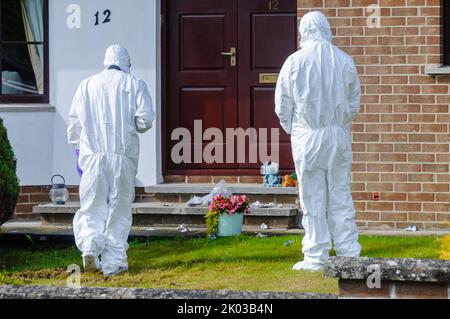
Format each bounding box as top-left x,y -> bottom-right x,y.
299,11 -> 333,48
104,44 -> 131,73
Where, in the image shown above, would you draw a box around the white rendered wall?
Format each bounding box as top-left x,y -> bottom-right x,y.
50,0 -> 162,187
1,0 -> 162,187
0,110 -> 54,186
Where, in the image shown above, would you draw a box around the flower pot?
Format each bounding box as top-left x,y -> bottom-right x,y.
217,213 -> 244,237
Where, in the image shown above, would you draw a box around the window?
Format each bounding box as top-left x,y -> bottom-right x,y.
0,0 -> 48,103
444,0 -> 450,65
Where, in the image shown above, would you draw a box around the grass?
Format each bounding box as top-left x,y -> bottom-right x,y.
0,235 -> 447,294
439,235 -> 450,260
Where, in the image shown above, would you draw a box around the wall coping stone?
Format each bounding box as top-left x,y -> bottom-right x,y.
324,257 -> 450,283
0,285 -> 337,300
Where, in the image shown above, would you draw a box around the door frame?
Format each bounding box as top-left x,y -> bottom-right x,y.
161,0 -> 298,177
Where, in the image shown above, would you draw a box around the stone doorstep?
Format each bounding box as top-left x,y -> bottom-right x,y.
33,203 -> 299,217
32,203 -> 300,229
0,285 -> 337,300
145,183 -> 298,196
0,221 -> 301,239
324,257 -> 450,299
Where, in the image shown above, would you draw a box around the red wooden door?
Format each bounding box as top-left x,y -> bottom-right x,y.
164,0 -> 297,175
238,0 -> 297,171
166,0 -> 238,171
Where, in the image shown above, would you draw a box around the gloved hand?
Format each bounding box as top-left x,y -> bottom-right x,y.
75,149 -> 83,177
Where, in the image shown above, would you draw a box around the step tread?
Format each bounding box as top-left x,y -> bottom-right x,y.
0,221 -> 302,238
2,221 -> 449,238
145,183 -> 298,195
33,202 -> 299,217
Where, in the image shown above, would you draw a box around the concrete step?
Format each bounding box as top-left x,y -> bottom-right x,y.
9,213 -> 42,222
2,221 -> 448,245
0,221 -> 304,242
143,183 -> 299,205
33,202 -> 301,229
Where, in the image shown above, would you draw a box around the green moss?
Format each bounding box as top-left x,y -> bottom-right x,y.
0,235 -> 444,293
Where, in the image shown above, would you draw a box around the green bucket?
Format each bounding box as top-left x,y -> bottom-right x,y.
217,213 -> 244,237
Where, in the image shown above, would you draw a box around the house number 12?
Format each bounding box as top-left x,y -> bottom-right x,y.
269,0 -> 279,10
95,9 -> 112,26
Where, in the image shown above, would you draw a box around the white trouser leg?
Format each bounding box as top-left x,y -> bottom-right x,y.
101,156 -> 136,273
298,168 -> 332,269
327,163 -> 361,257
73,156 -> 108,257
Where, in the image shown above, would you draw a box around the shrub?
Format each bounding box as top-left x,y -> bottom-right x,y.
0,117 -> 19,225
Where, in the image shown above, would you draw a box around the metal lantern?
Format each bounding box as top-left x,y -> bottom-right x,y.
49,175 -> 69,205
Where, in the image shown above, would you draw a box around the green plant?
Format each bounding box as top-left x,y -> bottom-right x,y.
0,117 -> 20,225
205,210 -> 219,236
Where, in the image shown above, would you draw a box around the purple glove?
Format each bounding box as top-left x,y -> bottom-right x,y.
75,149 -> 83,177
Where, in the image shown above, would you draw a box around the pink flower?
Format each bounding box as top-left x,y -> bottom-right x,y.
208,194 -> 251,215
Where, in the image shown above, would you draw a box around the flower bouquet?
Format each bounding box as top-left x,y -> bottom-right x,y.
205,194 -> 251,237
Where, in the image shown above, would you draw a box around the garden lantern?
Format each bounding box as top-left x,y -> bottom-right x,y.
49,175 -> 69,205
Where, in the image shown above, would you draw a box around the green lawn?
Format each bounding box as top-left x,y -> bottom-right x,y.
0,235 -> 446,294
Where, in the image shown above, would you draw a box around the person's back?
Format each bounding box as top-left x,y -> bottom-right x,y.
276,12 -> 360,172
74,69 -> 152,169
289,42 -> 358,131
275,12 -> 362,272
67,45 -> 155,276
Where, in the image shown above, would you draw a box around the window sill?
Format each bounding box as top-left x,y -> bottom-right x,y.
425,64 -> 450,75
0,104 -> 56,113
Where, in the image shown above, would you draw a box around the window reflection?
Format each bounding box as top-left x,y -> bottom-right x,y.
1,0 -> 45,96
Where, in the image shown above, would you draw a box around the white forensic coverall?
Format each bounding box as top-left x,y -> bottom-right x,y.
67,45 -> 155,275
275,12 -> 362,271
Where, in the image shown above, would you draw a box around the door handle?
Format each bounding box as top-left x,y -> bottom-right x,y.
221,47 -> 237,67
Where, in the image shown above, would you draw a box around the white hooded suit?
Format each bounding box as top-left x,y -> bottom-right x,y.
67,45 -> 155,275
275,12 -> 362,271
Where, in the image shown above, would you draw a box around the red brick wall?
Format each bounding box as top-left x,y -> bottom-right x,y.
298,0 -> 449,230
14,186 -> 162,221
15,186 -> 80,221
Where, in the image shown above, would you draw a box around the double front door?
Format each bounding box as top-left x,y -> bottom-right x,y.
165,0 -> 297,174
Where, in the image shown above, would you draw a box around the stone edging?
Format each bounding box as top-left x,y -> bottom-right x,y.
0,285 -> 337,300
324,257 -> 450,283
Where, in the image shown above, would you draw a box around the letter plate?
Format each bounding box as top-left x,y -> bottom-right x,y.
259,73 -> 279,84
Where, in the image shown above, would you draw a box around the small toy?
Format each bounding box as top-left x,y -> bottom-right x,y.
283,174 -> 298,188
261,162 -> 282,187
